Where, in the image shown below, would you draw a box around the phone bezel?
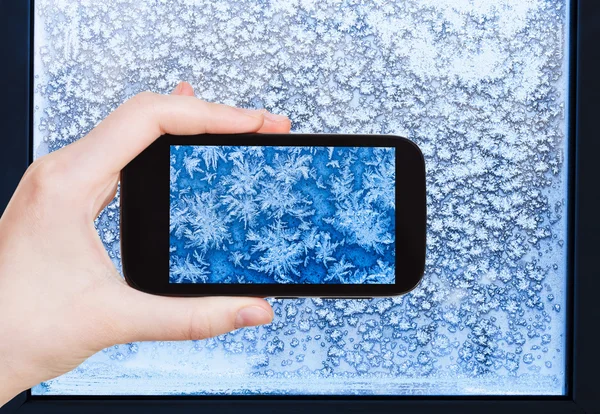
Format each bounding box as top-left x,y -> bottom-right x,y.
120,133 -> 426,297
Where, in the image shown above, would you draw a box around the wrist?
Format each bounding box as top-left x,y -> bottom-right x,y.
0,379 -> 24,409
0,358 -> 29,408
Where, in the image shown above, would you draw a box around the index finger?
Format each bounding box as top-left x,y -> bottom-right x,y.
62,92 -> 267,178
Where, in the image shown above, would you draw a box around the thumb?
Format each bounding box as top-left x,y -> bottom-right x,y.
108,287 -> 273,343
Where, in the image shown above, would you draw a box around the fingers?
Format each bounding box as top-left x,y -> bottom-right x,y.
257,112 -> 292,134
90,82 -> 211,218
62,89 -> 267,177
171,81 -> 195,97
52,81 -> 291,190
108,287 -> 274,343
171,81 -> 291,133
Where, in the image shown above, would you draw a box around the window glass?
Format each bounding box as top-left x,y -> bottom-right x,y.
32,0 -> 569,396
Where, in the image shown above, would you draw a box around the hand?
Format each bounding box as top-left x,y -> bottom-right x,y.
0,82 -> 292,406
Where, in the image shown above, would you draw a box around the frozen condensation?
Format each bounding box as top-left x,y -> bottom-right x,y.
169,145 -> 396,284
32,0 -> 569,396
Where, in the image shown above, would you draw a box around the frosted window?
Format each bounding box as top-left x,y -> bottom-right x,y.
169,145 -> 396,284
32,0 -> 569,396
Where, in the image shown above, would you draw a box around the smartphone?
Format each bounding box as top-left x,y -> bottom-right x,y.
120,133 -> 426,298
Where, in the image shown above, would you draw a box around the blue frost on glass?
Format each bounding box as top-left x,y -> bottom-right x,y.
169,145 -> 395,284
32,0 -> 569,396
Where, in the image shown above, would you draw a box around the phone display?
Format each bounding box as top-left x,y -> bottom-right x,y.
169,145 -> 396,285
120,133 -> 426,297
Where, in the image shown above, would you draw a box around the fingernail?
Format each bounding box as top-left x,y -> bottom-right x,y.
172,82 -> 183,94
264,112 -> 290,123
235,306 -> 272,329
235,107 -> 267,119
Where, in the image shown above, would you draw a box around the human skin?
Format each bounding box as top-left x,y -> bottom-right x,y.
0,81 -> 292,406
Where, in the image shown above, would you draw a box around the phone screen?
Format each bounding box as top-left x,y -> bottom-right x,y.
169,145 -> 395,284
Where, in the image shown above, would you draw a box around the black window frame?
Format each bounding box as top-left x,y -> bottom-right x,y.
1,0 -> 596,412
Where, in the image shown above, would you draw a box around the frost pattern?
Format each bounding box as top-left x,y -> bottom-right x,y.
32,0 -> 568,396
170,145 -> 395,284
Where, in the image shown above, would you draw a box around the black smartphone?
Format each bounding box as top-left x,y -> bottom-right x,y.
120,133 -> 426,298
